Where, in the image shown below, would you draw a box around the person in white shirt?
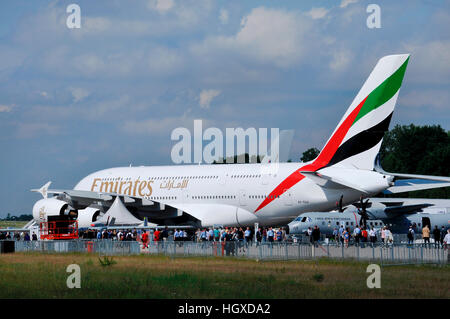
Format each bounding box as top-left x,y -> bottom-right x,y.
369,228 -> 377,244
443,229 -> 450,249
384,228 -> 393,245
353,226 -> 361,244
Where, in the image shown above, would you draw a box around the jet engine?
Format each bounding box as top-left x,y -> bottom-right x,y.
32,198 -> 78,222
77,207 -> 102,227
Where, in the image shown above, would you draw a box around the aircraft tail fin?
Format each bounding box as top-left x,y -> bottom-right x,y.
31,181 -> 52,199
311,54 -> 409,171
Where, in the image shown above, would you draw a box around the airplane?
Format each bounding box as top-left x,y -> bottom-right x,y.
30,54 -> 450,230
287,198 -> 450,236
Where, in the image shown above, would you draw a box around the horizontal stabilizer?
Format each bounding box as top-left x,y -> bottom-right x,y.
384,203 -> 434,214
301,169 -> 371,194
383,179 -> 450,194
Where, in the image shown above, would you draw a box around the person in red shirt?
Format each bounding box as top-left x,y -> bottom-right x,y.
141,231 -> 149,249
153,229 -> 160,242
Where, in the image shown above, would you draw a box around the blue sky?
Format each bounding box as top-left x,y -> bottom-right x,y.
1,0 -> 449,216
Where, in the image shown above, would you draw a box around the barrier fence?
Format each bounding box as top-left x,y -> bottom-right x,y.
13,240 -> 140,255
3,240 -> 448,265
144,241 -> 448,265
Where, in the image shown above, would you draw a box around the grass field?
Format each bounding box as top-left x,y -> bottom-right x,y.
0,253 -> 448,299
0,221 -> 29,229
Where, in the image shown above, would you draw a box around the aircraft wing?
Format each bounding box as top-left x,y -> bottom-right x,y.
382,179 -> 450,194
32,182 -> 255,228
300,169 -> 371,194
384,203 -> 434,214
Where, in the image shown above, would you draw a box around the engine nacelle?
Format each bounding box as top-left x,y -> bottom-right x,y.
77,207 -> 102,228
32,198 -> 78,222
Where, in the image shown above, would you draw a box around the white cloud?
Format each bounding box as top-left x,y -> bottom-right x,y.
148,47 -> 184,74
193,7 -> 314,68
199,89 -> 221,109
403,40 -> 450,84
0,104 -> 14,112
340,0 -> 358,8
148,0 -> 175,14
70,87 -> 90,103
329,49 -> 353,72
219,9 -> 229,24
400,89 -> 450,110
123,116 -> 193,136
16,123 -> 60,139
307,7 -> 328,19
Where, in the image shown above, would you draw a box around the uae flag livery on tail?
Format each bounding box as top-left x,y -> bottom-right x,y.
255,54 -> 410,213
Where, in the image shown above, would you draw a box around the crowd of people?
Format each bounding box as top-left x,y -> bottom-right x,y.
192,226 -> 288,244
2,224 -> 450,249
328,225 -> 388,247
418,224 -> 449,248
0,231 -> 37,241
323,224 -> 450,248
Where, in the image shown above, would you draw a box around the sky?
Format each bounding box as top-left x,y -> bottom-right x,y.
0,0 -> 449,216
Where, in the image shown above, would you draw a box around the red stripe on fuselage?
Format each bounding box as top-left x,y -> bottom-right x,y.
255,97 -> 367,213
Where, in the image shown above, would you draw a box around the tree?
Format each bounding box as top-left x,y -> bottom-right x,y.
301,148 -> 320,162
379,124 -> 450,199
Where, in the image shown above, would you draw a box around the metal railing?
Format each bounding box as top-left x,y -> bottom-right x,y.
142,241 -> 449,265
4,240 -> 448,265
12,240 -> 140,255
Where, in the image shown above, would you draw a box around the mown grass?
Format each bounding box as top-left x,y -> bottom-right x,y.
0,221 -> 29,229
0,253 -> 448,299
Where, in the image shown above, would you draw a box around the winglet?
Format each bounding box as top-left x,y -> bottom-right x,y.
31,181 -> 52,199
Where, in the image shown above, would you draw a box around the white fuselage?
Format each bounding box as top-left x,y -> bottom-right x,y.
73,162 -> 387,227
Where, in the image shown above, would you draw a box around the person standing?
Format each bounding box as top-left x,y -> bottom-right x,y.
343,228 -> 349,248
256,227 -> 262,245
214,228 -> 220,242
307,227 -> 313,244
381,227 -> 386,246
141,231 -> 149,249
432,226 -> 441,248
338,225 -> 344,246
440,226 -> 446,247
385,227 -> 393,246
422,225 -> 430,247
244,227 -> 252,247
353,225 -> 361,245
276,228 -> 283,242
407,226 -> 415,245
312,226 -> 320,246
332,228 -> 339,244
267,227 -> 274,243
443,229 -> 450,249
369,227 -> 377,245
153,228 -> 160,242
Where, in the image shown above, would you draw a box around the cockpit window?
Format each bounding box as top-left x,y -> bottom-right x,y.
301,217 -> 307,222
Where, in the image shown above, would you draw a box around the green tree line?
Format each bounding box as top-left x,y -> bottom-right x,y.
301,124 -> 450,199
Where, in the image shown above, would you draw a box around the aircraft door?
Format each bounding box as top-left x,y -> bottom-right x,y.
422,217 -> 431,229
283,189 -> 293,206
261,173 -> 270,185
239,189 -> 247,206
218,173 -> 226,186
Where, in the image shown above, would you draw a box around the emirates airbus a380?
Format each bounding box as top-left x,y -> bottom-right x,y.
31,54 -> 450,228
